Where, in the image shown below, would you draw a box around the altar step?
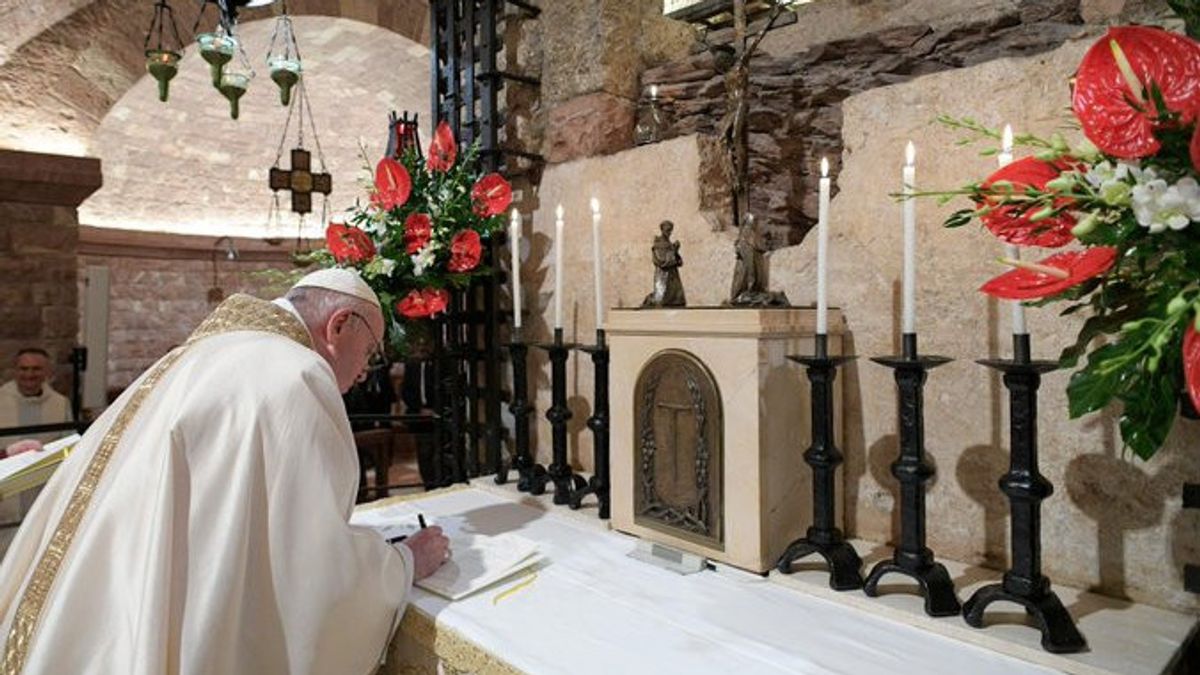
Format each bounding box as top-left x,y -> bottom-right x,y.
467,475 -> 1196,675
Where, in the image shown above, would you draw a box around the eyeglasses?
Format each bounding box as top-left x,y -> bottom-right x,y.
348,311 -> 388,373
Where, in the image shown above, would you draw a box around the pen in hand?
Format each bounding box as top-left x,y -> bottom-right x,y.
387,514 -> 428,545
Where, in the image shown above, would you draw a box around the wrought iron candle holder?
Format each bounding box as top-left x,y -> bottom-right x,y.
539,328 -> 585,504
963,333 -> 1086,653
570,329 -> 611,519
865,333 -> 961,617
505,329 -> 547,492
776,333 -> 863,590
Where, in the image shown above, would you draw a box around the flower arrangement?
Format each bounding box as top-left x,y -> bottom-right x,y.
316,117 -> 513,352
934,22 -> 1200,460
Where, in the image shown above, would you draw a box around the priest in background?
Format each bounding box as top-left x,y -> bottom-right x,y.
0,268 -> 449,674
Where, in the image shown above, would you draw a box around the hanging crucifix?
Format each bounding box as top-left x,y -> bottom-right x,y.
269,147 -> 331,214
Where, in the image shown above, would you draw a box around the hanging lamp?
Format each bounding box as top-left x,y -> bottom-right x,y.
143,0 -> 185,102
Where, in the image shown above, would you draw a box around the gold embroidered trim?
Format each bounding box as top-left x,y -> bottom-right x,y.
188,293 -> 312,349
1,294 -> 312,673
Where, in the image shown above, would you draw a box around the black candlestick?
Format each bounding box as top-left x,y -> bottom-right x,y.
505,330 -> 547,492
570,329 -> 611,519
865,333 -> 961,617
964,333 -> 1086,653
777,333 -> 864,590
539,328 -> 585,504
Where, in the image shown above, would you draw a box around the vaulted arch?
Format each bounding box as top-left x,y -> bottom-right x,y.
0,0 -> 428,155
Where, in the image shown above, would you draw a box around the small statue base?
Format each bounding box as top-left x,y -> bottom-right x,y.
729,290 -> 790,308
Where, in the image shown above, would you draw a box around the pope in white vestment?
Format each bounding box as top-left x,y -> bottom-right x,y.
0,271 -> 446,675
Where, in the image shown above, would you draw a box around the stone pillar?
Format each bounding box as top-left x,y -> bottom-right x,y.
0,149 -> 102,386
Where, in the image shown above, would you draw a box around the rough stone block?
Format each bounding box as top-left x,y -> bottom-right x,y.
544,92 -> 635,164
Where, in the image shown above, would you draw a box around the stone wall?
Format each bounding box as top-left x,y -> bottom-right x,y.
524,1 -> 1200,613
77,252 -> 294,391
0,150 -> 100,390
640,0 -> 1087,245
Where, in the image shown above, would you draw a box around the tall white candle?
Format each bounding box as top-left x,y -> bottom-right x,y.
998,124 -> 1027,335
816,157 -> 831,335
590,197 -> 604,329
554,204 -> 565,331
510,208 -> 522,329
902,141 -> 917,335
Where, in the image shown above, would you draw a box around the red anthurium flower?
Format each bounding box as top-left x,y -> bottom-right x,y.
396,288 -> 450,319
447,229 -> 482,273
471,173 -> 513,217
1185,323 -> 1200,415
404,213 -> 433,255
980,247 -> 1118,300
978,156 -> 1077,248
427,121 -> 457,172
372,157 -> 411,210
325,223 -> 376,264
1072,26 -> 1200,159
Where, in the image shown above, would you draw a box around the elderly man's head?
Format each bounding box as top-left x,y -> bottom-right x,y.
286,286 -> 386,393
14,348 -> 52,397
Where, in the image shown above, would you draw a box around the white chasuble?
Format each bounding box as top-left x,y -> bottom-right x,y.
0,295 -> 413,675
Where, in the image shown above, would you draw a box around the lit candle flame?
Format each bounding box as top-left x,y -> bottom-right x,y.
556,204 -> 564,220
650,84 -> 658,99
905,141 -> 915,167
820,157 -> 829,178
590,197 -> 600,215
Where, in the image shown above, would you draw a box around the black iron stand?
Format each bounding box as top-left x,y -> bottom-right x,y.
505,329 -> 546,491
776,333 -> 863,590
570,329 -> 611,519
866,333 -> 961,617
964,334 -> 1087,653
539,328 -> 585,504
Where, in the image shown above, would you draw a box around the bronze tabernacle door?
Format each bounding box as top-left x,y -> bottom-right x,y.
633,349 -> 723,550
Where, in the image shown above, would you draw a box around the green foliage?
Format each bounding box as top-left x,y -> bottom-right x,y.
927,113 -> 1200,460
1168,0 -> 1200,39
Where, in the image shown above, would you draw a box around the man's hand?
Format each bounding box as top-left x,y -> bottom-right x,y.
4,440 -> 42,457
401,525 -> 451,580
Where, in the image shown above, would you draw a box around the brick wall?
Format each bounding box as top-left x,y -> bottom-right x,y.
77,254 -> 296,391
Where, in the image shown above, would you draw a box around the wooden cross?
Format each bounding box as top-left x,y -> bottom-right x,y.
268,148 -> 331,215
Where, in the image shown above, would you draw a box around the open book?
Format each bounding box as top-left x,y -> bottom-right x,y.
416,533 -> 542,601
0,434 -> 80,500
351,503 -> 542,601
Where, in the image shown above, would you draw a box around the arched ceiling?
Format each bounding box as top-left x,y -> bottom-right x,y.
0,0 -> 428,155
78,15 -> 431,238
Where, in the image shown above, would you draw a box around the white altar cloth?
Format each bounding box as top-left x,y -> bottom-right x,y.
371,487 -> 1055,674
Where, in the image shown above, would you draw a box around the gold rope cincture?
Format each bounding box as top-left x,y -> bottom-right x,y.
1,295 -> 311,674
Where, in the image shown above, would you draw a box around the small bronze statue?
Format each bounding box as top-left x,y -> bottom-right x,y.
728,213 -> 789,307
642,220 -> 687,308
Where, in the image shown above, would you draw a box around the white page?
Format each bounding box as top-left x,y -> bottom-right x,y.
416,533 -> 541,600
350,502 -> 436,542
0,434 -> 80,481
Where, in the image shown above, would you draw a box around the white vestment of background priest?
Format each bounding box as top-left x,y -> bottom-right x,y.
0,294 -> 413,675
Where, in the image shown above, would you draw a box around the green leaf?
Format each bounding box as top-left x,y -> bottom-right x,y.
1058,309 -> 1138,368
1067,343 -> 1129,418
943,208 -> 976,229
1117,366 -> 1178,460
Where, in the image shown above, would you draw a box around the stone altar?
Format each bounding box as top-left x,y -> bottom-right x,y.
608,307 -> 844,573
